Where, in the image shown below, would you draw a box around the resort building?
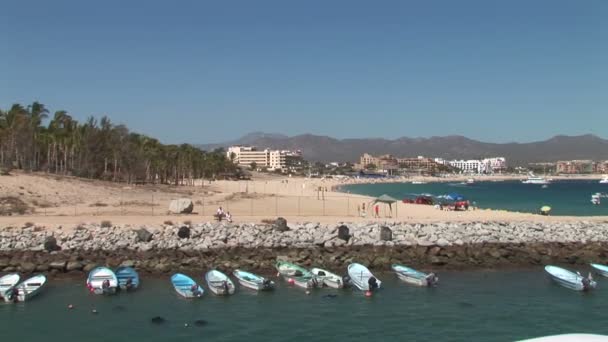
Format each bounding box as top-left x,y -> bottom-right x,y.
556,160 -> 608,174
357,153 -> 441,173
227,146 -> 303,171
435,157 -> 507,174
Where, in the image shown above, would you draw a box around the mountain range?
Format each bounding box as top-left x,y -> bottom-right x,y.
199,132 -> 608,165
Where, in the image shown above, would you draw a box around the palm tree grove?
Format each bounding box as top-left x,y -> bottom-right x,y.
0,102 -> 238,184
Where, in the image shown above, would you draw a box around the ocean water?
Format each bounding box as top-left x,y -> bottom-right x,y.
342,180 -> 608,216
2,270 -> 608,341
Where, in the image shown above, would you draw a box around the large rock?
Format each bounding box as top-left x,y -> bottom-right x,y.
44,236 -> 61,252
135,228 -> 153,242
380,226 -> 392,241
274,217 -> 289,232
169,198 -> 194,214
177,226 -> 190,239
337,225 -> 350,241
49,261 -> 67,271
20,262 -> 36,273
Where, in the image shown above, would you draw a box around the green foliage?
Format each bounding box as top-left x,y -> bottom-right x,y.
0,102 -> 237,184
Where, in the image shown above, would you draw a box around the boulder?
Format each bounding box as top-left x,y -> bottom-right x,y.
83,263 -> 97,273
169,198 -> 194,214
49,261 -> 67,271
379,226 -> 392,241
337,225 -> 350,241
120,260 -> 135,267
274,217 -> 289,232
44,236 -> 61,252
177,226 -> 191,239
20,262 -> 36,273
135,228 -> 153,242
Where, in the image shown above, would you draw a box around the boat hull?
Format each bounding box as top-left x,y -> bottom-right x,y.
233,270 -> 274,291
545,265 -> 596,291
311,268 -> 345,289
590,263 -> 608,278
6,275 -> 47,302
171,273 -> 203,298
347,263 -> 381,291
87,267 -> 118,295
205,270 -> 236,296
115,266 -> 140,291
391,264 -> 438,287
0,274 -> 20,299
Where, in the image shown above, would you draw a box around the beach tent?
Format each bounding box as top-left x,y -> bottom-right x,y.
371,194 -> 399,217
446,193 -> 465,201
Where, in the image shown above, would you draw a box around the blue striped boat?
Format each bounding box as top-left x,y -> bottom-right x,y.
590,263 -> 608,278
391,264 -> 438,287
87,267 -> 118,295
115,266 -> 140,291
171,273 -> 203,298
545,265 -> 596,291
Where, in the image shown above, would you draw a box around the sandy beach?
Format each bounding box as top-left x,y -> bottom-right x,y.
0,171 -> 607,230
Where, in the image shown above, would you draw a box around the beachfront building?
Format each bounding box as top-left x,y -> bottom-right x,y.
227,146 -> 303,172
435,157 -> 507,174
357,153 -> 441,174
556,160 -> 608,174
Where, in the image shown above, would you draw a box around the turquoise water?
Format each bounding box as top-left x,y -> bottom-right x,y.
2,270 -> 608,341
343,180 -> 608,216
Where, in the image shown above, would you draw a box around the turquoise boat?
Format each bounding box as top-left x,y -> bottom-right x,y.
233,269 -> 275,291
115,266 -> 140,291
391,264 -> 439,287
171,273 -> 203,298
590,263 -> 608,278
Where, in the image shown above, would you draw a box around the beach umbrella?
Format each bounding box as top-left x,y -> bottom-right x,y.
540,206 -> 551,212
371,194 -> 399,216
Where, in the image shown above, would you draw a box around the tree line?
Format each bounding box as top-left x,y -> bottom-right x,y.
0,102 -> 239,184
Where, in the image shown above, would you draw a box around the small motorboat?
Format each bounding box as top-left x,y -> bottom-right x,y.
347,263 -> 381,292
465,178 -> 475,185
544,265 -> 596,291
411,181 -> 427,184
5,275 -> 47,302
115,266 -> 140,291
590,263 -> 608,277
171,273 -> 203,298
600,176 -> 608,184
311,268 -> 346,289
87,267 -> 118,295
205,270 -> 236,296
391,264 -> 438,287
0,274 -> 20,300
291,276 -> 322,289
233,269 -> 274,291
275,260 -> 313,277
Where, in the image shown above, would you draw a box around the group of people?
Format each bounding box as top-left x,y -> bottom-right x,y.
215,207 -> 232,222
357,203 -> 381,218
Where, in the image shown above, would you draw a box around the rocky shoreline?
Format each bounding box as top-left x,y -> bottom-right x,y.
2,220 -> 608,276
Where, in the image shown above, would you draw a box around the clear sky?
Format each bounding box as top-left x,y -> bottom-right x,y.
1,0 -> 606,144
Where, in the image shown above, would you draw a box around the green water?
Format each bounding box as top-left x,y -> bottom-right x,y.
342,180 -> 608,216
2,270 -> 608,341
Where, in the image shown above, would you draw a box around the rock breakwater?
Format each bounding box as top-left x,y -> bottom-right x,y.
1,221 -> 608,275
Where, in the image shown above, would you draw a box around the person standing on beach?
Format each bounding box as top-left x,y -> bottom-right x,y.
374,204 -> 379,218
362,203 -> 366,217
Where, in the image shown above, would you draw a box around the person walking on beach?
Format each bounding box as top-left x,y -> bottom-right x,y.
374,204 -> 379,218
361,202 -> 366,217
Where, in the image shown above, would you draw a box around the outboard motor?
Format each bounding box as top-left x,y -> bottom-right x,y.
222,281 -> 229,294
262,279 -> 272,289
426,273 -> 439,287
582,277 -> 591,291
9,287 -> 19,302
367,276 -> 378,291
342,275 -> 352,288
311,277 -> 319,288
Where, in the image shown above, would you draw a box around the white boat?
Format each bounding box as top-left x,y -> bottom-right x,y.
0,274 -> 20,300
411,181 -> 427,184
391,264 -> 438,287
347,263 -> 381,291
599,176 -> 608,184
466,178 -> 475,185
233,269 -> 274,291
292,276 -> 321,289
5,275 -> 47,302
544,265 -> 596,291
311,268 -> 346,289
590,263 -> 608,277
87,266 -> 118,295
204,270 -> 236,296
522,173 -> 551,185
520,334 -> 608,341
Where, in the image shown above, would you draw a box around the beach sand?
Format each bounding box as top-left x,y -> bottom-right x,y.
1,171 -> 606,230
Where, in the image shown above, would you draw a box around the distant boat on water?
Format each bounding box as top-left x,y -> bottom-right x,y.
600,176 -> 608,184
522,173 -> 551,185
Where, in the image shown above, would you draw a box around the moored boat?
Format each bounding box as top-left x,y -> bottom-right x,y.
347,263 -> 381,291
590,263 -> 608,277
233,269 -> 274,291
544,265 -> 596,291
5,275 -> 47,302
291,276 -> 321,289
115,266 -> 140,291
311,268 -> 346,289
87,267 -> 118,295
275,260 -> 313,277
522,172 -> 551,185
599,176 -> 608,184
171,273 -> 203,298
0,273 -> 20,300
391,264 -> 438,287
205,270 -> 236,296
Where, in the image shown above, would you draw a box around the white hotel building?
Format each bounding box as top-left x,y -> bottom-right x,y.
227,146 -> 302,171
435,157 -> 507,174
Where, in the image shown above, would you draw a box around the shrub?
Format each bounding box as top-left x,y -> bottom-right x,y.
100,220 -> 112,228
90,202 -> 109,207
24,222 -> 35,228
164,220 -> 173,226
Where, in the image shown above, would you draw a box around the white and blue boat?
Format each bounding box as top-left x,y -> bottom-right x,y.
347,263 -> 381,291
115,266 -> 140,291
544,265 -> 596,291
87,267 -> 118,295
0,273 -> 20,300
171,273 -> 203,298
205,270 -> 236,296
5,275 -> 47,302
233,269 -> 274,291
311,268 -> 346,289
590,263 -> 608,278
391,264 -> 439,287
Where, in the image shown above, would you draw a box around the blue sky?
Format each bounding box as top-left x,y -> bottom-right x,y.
1,0 -> 606,144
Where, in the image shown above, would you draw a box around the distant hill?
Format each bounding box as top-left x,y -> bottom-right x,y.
199,133 -> 608,165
